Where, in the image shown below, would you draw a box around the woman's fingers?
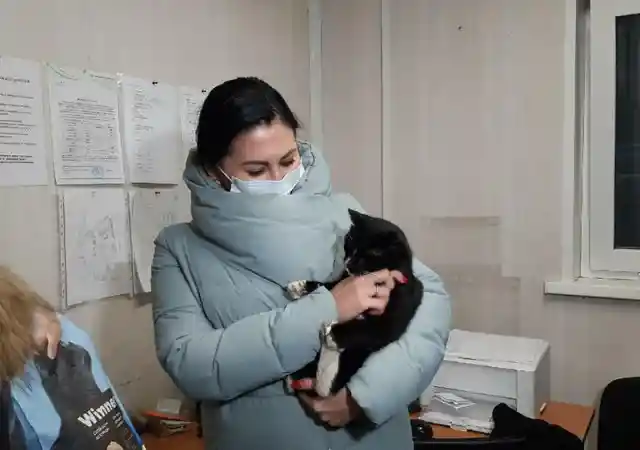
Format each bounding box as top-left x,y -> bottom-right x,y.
390,270 -> 408,284
364,295 -> 389,315
361,269 -> 409,315
32,309 -> 61,359
331,269 -> 410,323
46,323 -> 61,359
371,284 -> 390,299
364,269 -> 408,290
364,269 -> 392,285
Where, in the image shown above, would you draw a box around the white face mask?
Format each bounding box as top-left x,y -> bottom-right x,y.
219,163 -> 305,195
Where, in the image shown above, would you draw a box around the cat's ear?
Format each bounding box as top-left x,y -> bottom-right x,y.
348,209 -> 367,225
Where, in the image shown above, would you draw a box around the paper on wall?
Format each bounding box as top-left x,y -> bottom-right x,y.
60,188 -> 132,307
47,65 -> 125,184
179,86 -> 207,157
120,76 -> 182,184
129,188 -> 190,293
0,56 -> 49,186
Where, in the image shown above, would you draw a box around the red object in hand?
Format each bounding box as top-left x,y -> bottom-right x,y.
290,378 -> 314,391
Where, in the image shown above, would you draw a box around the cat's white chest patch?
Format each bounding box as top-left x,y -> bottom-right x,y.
315,343 -> 342,397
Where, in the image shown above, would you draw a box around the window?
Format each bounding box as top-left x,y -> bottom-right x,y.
545,0 -> 640,299
614,14 -> 640,252
588,0 -> 640,275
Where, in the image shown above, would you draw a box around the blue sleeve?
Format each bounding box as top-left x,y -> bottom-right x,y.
335,193 -> 451,425
151,233 -> 339,402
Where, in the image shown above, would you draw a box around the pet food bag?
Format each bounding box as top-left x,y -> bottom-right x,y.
6,317 -> 145,450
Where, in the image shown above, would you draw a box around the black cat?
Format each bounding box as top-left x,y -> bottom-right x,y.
286,209 -> 423,396
33,342 -> 140,450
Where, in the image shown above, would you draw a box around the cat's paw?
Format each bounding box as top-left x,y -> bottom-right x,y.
286,280 -> 309,299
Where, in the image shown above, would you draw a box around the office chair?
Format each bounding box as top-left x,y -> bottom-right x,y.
414,436 -> 527,449
598,377 -> 640,450
0,381 -> 11,450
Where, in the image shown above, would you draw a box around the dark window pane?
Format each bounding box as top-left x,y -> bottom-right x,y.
615,14 -> 640,249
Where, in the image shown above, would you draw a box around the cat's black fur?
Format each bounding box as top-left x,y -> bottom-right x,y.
286,209 -> 423,395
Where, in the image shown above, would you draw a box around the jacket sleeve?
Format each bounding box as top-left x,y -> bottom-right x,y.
151,233 -> 339,402
335,194 -> 451,425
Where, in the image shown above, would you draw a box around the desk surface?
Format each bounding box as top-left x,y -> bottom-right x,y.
430,401 -> 594,441
142,401 -> 595,449
143,431 -> 203,450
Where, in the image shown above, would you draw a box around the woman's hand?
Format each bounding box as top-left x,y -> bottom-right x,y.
298,386 -> 362,427
330,269 -> 406,323
32,308 -> 61,359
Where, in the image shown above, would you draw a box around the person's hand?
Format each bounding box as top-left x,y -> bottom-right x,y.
330,269 -> 406,323
298,385 -> 362,427
32,308 -> 61,359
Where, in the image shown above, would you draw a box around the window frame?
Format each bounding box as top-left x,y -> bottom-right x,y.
588,0 -> 640,274
545,0 -> 640,300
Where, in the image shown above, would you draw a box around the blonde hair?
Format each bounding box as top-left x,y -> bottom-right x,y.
0,266 -> 55,381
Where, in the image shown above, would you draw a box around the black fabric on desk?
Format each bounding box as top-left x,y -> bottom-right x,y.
412,403 -> 582,449
490,403 -> 582,450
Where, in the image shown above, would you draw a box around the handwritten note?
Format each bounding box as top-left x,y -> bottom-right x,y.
129,188 -> 190,293
60,188 -> 132,306
0,56 -> 48,186
179,86 -> 207,156
47,65 -> 125,184
121,77 -> 181,184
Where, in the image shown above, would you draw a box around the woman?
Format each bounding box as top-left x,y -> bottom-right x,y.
0,268 -> 60,382
151,77 -> 451,450
0,267 -> 60,449
0,267 -> 144,450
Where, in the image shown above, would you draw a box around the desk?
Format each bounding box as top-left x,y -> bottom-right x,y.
142,401 -> 595,449
143,431 -> 203,450
428,401 -> 594,441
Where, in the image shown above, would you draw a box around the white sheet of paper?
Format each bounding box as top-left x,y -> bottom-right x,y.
60,188 -> 132,307
179,86 -> 207,156
130,188 -> 190,293
47,65 -> 125,184
121,77 -> 182,184
0,56 -> 49,186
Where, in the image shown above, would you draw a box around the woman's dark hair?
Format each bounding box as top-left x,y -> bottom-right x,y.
195,77 -> 300,168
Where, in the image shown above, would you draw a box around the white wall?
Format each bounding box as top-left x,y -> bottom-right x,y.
320,0 -> 383,216
0,0 -> 310,410
6,0 -> 638,422
321,0 -> 640,413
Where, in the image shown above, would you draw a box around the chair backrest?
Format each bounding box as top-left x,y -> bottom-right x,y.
0,380 -> 11,450
413,436 -> 527,449
598,377 -> 640,450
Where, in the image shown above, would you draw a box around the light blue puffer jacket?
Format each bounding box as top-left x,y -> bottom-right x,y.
151,143 -> 451,450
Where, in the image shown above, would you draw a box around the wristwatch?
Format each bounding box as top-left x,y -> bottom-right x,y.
320,321 -> 340,350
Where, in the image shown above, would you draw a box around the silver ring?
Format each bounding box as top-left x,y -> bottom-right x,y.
373,284 -> 379,298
